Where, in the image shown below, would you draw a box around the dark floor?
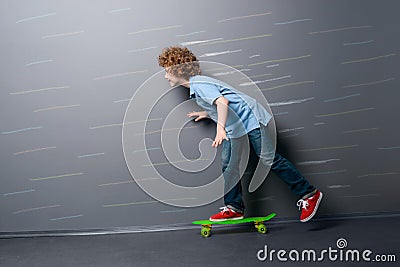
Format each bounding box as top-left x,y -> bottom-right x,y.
0,216 -> 399,267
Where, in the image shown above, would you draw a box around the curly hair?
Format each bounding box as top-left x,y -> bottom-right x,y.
158,46 -> 201,80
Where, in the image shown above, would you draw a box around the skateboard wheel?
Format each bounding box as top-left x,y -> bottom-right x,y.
257,224 -> 267,234
201,226 -> 211,238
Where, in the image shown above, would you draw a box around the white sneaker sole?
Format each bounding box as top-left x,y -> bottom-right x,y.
209,216 -> 244,222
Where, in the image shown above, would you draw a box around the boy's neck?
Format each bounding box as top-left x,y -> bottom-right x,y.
180,77 -> 191,88
181,81 -> 190,88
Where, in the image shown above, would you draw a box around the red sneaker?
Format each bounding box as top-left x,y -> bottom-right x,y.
297,190 -> 323,222
209,207 -> 244,221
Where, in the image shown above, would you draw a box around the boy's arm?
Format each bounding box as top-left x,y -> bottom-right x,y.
212,96 -> 229,148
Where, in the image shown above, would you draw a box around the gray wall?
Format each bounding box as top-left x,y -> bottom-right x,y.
1,0 -> 399,232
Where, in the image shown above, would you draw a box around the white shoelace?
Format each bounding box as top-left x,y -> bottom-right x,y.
297,199 -> 309,211
219,206 -> 231,214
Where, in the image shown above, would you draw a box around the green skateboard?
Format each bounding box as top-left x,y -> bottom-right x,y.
192,212 -> 276,238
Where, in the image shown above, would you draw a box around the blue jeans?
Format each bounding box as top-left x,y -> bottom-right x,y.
221,125 -> 316,213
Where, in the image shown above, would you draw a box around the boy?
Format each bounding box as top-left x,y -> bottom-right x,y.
158,46 -> 322,222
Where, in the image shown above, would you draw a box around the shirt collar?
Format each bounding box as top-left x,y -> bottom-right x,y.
189,76 -> 196,98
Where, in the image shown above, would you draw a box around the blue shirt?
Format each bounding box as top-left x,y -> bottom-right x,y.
189,75 -> 272,138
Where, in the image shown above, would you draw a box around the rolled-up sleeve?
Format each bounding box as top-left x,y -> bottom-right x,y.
193,82 -> 222,105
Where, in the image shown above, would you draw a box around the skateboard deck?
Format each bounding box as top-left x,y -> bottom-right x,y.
192,212 -> 276,237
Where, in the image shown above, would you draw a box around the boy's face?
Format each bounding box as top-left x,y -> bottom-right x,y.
164,69 -> 189,87
164,70 -> 180,87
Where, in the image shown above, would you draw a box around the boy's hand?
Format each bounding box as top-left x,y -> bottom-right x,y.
212,125 -> 229,148
187,111 -> 209,121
